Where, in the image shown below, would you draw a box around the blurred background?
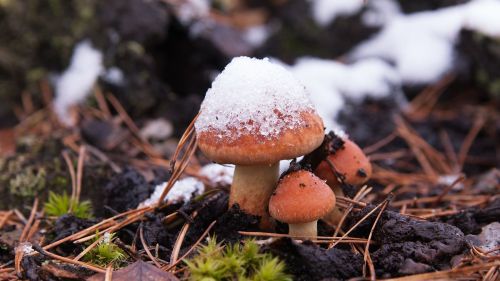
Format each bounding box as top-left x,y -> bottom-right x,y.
0,0 -> 498,209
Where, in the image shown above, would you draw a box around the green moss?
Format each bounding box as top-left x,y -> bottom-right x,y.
44,191 -> 93,219
83,232 -> 128,267
185,237 -> 292,281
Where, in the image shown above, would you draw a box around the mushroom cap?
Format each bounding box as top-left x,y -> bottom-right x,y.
195,57 -> 324,165
314,138 -> 372,186
269,170 -> 335,224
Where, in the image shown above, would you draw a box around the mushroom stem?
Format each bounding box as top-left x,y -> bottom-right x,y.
230,163 -> 279,228
288,221 -> 317,238
323,186 -> 344,226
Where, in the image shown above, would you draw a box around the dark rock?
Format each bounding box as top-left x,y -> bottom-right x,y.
81,119 -> 129,151
346,207 -> 467,277
103,168 -> 154,213
213,204 -> 260,244
50,215 -> 98,255
438,198 -> 500,235
21,255 -> 41,281
265,238 -> 363,281
98,0 -> 169,44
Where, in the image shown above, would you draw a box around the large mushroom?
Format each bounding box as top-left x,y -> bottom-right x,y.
269,170 -> 335,237
195,57 -> 324,228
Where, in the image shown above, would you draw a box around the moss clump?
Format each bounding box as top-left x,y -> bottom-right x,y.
44,191 -> 93,219
9,167 -> 46,197
185,237 -> 292,281
83,232 -> 127,267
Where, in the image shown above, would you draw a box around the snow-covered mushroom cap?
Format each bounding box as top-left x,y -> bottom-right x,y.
269,170 -> 335,224
195,57 -> 324,165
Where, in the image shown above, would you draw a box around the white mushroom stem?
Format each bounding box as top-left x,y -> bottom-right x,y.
288,221 -> 318,238
230,163 -> 279,228
323,186 -> 344,226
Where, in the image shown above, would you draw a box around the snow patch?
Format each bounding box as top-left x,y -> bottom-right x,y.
176,0 -> 211,24
54,41 -> 103,126
199,163 -> 234,186
288,57 -> 401,130
476,222 -> 500,253
352,0 -> 500,84
140,119 -> 174,141
141,177 -> 205,207
195,57 -> 316,140
16,242 -> 34,255
310,0 -> 365,26
243,25 -> 271,47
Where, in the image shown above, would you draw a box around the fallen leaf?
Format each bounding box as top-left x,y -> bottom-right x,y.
0,129 -> 16,157
87,261 -> 179,281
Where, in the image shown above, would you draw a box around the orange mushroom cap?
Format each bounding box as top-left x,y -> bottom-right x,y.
269,170 -> 336,224
314,138 -> 372,186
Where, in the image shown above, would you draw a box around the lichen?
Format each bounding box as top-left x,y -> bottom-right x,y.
9,167 -> 46,197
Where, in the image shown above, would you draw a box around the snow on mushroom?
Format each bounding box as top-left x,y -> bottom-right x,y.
269,170 -> 335,238
195,56 -> 325,228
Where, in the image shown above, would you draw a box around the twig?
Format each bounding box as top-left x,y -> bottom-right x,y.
164,221 -> 217,271
363,198 -> 390,279
170,218 -> 192,265
75,145 -> 87,206
458,114 -> 486,170
62,150 -> 77,211
139,225 -> 162,268
33,245 -> 106,273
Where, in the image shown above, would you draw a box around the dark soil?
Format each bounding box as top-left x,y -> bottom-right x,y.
346,206 -> 467,277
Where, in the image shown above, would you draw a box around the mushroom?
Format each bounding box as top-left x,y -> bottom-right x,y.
314,137 -> 372,225
195,57 -> 324,228
269,170 -> 335,237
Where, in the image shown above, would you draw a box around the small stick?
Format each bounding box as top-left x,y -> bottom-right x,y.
33,245 -> 106,273
0,211 -> 13,230
105,266 -> 113,281
164,221 -> 217,271
75,145 -> 87,204
139,225 -> 162,268
74,235 -> 106,261
62,150 -> 77,211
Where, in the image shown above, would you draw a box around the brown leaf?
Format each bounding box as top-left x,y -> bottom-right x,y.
87,261 -> 179,281
0,129 -> 16,157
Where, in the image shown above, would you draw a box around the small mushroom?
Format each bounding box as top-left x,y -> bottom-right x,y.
314,138 -> 372,225
269,170 -> 335,238
195,57 -> 324,228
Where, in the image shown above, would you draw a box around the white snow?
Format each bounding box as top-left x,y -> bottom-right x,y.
199,163 -> 234,186
176,0 -> 211,25
287,57 -> 400,130
16,242 -> 34,255
476,222 -> 500,253
54,41 -> 103,126
102,67 -> 124,85
362,0 -> 401,27
243,25 -> 271,47
195,57 -> 317,140
310,0 -> 365,26
140,118 -> 174,141
352,0 -> 500,84
141,177 -> 205,207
